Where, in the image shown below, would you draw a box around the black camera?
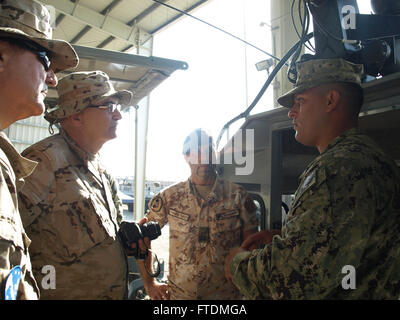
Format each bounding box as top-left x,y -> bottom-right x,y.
118,221 -> 161,260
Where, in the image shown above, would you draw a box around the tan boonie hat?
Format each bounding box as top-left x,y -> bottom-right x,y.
277,58 -> 364,108
0,0 -> 78,73
44,71 -> 133,123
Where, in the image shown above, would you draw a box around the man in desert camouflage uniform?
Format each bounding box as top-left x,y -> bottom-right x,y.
140,128 -> 258,300
18,71 -> 133,299
0,0 -> 78,300
225,58 -> 400,299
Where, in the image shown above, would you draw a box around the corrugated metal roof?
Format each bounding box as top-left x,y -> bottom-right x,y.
41,0 -> 211,53
7,0 -> 212,152
40,0 -> 211,109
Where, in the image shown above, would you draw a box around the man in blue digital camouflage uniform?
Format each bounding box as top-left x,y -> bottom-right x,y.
225,58 -> 400,299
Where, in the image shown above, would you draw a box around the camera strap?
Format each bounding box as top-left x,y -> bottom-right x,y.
145,249 -> 161,278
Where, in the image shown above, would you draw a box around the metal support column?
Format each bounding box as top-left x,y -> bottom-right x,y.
133,36 -> 153,221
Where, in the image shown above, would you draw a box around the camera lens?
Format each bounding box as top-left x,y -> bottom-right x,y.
140,221 -> 161,240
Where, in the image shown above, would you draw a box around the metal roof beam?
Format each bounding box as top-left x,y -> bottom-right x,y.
97,0 -> 165,49
70,25 -> 91,43
69,0 -> 123,45
55,13 -> 66,25
128,0 -> 168,26
122,44 -> 134,52
72,44 -> 188,74
101,0 -> 123,15
97,36 -> 115,48
42,0 -> 151,46
94,0 -> 124,48
150,0 -> 209,34
47,73 -> 140,90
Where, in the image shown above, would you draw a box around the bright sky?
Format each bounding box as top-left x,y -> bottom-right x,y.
102,0 -> 273,182
102,0 -> 372,182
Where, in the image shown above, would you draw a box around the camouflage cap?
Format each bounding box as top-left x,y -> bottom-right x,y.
277,58 -> 364,108
44,71 -> 133,123
0,0 -> 78,73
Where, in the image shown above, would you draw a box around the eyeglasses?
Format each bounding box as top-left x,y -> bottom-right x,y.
88,103 -> 122,113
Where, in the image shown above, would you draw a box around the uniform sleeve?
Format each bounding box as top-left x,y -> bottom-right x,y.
0,240 -> 15,298
145,193 -> 168,228
0,152 -> 39,299
0,239 -> 39,300
103,171 -> 123,225
230,160 -> 378,299
18,149 -> 55,228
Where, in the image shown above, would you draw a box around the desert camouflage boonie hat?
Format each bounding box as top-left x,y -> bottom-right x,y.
277,58 -> 364,108
44,71 -> 133,123
0,0 -> 78,73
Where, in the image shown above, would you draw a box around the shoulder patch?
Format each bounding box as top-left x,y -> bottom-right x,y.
298,170 -> 316,196
149,195 -> 163,212
4,266 -> 22,300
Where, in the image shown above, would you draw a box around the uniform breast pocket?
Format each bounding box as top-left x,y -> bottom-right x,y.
51,195 -> 116,260
214,210 -> 241,233
168,209 -> 194,264
210,209 -> 242,263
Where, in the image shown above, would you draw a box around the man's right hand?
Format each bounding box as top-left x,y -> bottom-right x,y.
136,216 -> 168,300
129,217 -> 150,254
144,281 -> 169,300
138,217 -> 148,225
241,229 -> 281,250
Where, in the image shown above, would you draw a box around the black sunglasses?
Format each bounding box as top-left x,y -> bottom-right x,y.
10,38 -> 51,71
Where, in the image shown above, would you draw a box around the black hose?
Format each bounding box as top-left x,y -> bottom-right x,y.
216,32 -> 314,149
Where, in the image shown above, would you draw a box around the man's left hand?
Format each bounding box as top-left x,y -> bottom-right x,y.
224,247 -> 247,283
